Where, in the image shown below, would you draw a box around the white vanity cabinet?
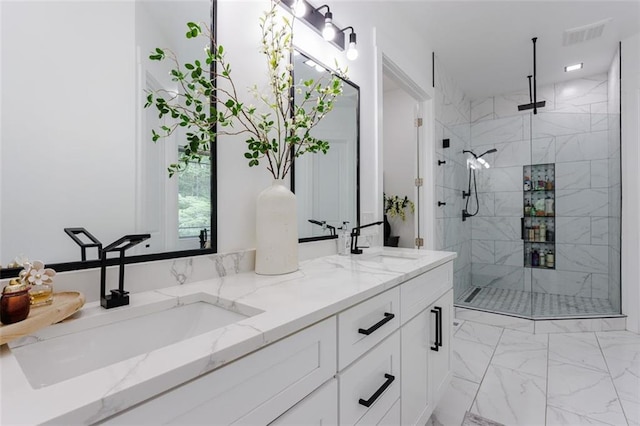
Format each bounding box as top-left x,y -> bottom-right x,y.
101,317 -> 337,425
100,259 -> 454,426
400,263 -> 453,426
270,379 -> 339,425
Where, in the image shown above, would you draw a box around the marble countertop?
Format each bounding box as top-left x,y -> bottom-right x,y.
0,248 -> 456,425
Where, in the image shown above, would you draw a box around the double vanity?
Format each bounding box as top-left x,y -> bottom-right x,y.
1,248 -> 455,425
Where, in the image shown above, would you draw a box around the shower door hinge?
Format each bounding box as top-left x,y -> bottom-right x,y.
415,237 -> 424,247
415,178 -> 424,187
415,118 -> 423,127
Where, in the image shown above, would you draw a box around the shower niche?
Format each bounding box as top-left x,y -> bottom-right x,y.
522,163 -> 555,269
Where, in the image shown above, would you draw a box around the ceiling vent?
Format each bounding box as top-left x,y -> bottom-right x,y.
562,18 -> 611,46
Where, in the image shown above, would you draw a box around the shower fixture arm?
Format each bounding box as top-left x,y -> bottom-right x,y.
533,37 -> 538,114
517,37 -> 546,114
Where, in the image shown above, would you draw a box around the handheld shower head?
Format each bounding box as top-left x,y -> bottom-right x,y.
478,148 -> 498,158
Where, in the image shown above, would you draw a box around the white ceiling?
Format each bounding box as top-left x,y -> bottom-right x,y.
393,1 -> 640,99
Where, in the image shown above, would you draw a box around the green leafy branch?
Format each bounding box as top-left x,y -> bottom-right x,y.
144,0 -> 345,179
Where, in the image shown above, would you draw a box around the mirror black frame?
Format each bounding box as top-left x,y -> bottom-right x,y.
290,49 -> 360,243
1,0 -> 218,279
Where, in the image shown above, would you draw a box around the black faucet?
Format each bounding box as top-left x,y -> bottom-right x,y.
350,221 -> 384,254
100,234 -> 150,309
308,219 -> 337,236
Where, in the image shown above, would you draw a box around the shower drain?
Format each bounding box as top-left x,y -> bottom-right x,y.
464,287 -> 483,303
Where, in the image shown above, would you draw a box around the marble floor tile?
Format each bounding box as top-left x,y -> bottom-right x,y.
452,319 -> 465,334
440,317 -> 638,426
491,329 -> 548,378
455,321 -> 504,347
471,364 -> 546,426
605,355 -> 640,410
452,336 -> 496,383
549,332 -> 609,373
547,361 -> 627,425
596,331 -> 640,364
620,398 -> 640,426
427,376 -> 479,426
546,405 -> 616,426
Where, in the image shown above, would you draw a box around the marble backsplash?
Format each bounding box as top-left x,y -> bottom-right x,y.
43,249 -> 256,303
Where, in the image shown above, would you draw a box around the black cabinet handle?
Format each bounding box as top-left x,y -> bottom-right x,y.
521,217 -> 525,240
430,307 -> 442,351
436,306 -> 443,348
358,374 -> 395,407
358,312 -> 395,335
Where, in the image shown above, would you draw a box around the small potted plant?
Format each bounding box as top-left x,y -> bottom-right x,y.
383,193 -> 415,247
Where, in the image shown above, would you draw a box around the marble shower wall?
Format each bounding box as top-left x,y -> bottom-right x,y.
434,56 -> 472,298
469,73 -> 619,307
607,48 -> 621,312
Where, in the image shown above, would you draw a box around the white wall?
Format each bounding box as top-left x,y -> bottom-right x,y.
621,33 -> 640,333
1,1 -> 137,264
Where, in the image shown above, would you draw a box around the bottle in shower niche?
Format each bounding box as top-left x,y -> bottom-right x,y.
539,249 -> 546,267
545,196 -> 554,216
532,249 -> 540,267
539,222 -> 546,242
546,249 -> 555,268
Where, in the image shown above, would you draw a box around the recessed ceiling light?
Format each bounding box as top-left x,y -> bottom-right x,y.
564,63 -> 583,72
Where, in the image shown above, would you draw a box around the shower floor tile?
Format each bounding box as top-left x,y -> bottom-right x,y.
457,287 -> 618,318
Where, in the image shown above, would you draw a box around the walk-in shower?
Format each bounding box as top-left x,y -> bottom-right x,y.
434,47 -> 622,320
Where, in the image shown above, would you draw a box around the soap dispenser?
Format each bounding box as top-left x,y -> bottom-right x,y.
338,222 -> 350,256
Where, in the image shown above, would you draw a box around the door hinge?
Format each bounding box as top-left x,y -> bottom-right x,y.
415,118 -> 423,127
415,237 -> 424,247
415,178 -> 423,187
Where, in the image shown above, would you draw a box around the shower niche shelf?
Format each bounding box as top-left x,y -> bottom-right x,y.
522,163 -> 555,270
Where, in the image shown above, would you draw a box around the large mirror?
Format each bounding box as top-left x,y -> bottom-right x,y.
292,51 -> 360,240
0,0 -> 214,272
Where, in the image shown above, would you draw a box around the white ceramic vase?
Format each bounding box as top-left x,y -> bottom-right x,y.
255,179 -> 299,275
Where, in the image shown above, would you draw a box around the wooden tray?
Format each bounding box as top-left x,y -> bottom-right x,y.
0,291 -> 85,345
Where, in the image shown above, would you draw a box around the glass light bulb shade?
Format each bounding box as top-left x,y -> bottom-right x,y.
322,23 -> 335,41
476,158 -> 491,169
292,0 -> 306,18
346,42 -> 358,60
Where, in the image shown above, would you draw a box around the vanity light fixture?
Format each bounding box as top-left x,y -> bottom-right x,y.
291,0 -> 307,18
342,26 -> 358,60
280,0 -> 353,54
316,5 -> 336,41
564,63 -> 583,72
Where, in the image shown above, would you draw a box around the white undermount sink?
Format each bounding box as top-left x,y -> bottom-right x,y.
9,295 -> 261,389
